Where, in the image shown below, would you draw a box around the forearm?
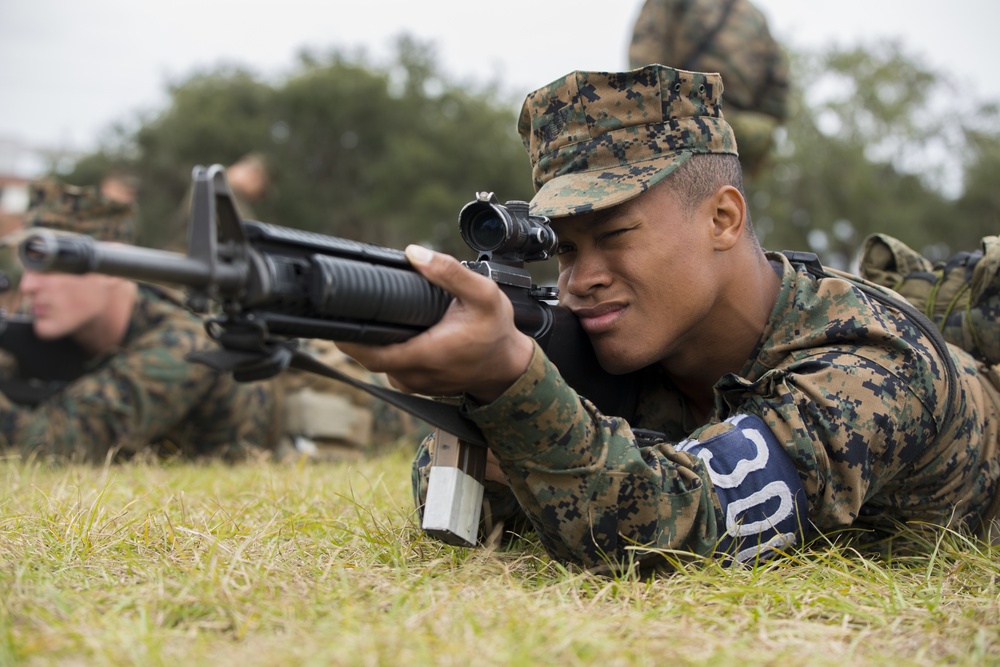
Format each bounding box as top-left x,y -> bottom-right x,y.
465,344 -> 722,567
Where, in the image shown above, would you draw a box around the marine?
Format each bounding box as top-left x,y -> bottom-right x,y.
341,64 -> 1000,569
0,179 -> 277,462
629,0 -> 790,176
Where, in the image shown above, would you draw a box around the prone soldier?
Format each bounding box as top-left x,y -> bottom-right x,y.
0,178 -> 278,462
3,176 -> 419,464
341,64 -> 1000,568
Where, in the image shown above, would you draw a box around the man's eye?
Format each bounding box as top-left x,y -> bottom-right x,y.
599,228 -> 631,243
556,243 -> 575,255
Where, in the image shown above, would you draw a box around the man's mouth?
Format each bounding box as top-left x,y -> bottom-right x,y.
572,303 -> 627,335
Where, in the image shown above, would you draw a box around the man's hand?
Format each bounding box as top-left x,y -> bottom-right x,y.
338,245 -> 535,404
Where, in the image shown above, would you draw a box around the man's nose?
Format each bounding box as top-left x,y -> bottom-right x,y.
17,270 -> 42,294
563,252 -> 612,296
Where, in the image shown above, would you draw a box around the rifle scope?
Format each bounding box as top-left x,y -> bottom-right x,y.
458,192 -> 556,263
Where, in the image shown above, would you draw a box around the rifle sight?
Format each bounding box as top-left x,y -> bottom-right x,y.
458,192 -> 556,263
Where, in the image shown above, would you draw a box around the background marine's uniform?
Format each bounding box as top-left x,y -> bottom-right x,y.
0,179 -> 278,462
628,0 -> 790,175
0,283 -> 275,461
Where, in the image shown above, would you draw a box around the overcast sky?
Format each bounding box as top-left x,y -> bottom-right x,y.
1,0 -> 998,175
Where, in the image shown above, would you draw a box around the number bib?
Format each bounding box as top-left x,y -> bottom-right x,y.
676,414 -> 810,563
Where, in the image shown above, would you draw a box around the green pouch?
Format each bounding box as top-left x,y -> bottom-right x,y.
860,233 -> 1000,364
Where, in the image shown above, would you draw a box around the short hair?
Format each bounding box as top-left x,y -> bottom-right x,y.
665,153 -> 758,245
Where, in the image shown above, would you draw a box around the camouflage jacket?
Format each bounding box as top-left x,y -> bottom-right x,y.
414,253 -> 1000,566
0,285 -> 277,462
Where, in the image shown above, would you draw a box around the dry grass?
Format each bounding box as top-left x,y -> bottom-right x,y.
1,449 -> 998,666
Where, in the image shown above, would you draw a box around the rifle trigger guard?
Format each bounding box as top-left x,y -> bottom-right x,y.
230,343 -> 294,382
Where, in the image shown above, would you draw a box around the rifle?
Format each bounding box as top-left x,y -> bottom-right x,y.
18,164 -> 637,546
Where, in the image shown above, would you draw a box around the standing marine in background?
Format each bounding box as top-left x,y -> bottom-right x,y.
629,0 -> 790,177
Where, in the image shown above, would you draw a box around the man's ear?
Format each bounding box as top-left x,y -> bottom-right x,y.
709,185 -> 746,251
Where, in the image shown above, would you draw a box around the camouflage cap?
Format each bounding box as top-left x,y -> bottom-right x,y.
24,179 -> 136,244
517,64 -> 738,217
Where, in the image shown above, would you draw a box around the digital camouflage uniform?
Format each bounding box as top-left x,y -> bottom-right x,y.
860,232 -> 1000,367
412,65 -> 1000,568
0,180 -> 277,462
628,0 -> 790,175
0,284 -> 276,461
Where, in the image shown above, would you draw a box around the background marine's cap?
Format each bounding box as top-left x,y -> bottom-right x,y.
24,179 -> 136,244
518,64 -> 738,218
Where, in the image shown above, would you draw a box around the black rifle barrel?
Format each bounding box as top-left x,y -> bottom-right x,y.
17,225 -> 638,418
19,230 -> 246,291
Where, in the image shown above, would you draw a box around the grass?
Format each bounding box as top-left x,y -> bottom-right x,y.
1,447 -> 998,666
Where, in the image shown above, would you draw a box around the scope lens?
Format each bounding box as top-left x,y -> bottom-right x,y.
465,211 -> 508,252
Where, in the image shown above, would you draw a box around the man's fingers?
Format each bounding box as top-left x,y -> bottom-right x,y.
405,244 -> 490,300
340,243 -> 528,399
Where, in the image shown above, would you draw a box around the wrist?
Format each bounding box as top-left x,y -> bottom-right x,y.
467,333 -> 535,404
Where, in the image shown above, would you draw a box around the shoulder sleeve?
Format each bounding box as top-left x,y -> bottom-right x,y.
677,414 -> 809,563
628,0 -> 685,69
0,301 -> 273,461
718,351 -> 945,531
463,343 -> 809,567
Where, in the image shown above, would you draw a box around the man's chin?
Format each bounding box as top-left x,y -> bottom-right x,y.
32,324 -> 65,341
594,346 -> 648,375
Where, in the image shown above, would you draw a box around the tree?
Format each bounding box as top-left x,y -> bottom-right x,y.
66,37 -> 532,260
63,38 -> 1000,271
956,103 -> 1000,245
749,42 -> 997,268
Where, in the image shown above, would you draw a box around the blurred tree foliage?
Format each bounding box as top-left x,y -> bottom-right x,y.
955,114 -> 1000,245
749,41 -> 1000,268
67,36 -> 533,260
65,37 -> 1000,271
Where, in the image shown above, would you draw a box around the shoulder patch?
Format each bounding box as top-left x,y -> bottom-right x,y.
677,414 -> 810,563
